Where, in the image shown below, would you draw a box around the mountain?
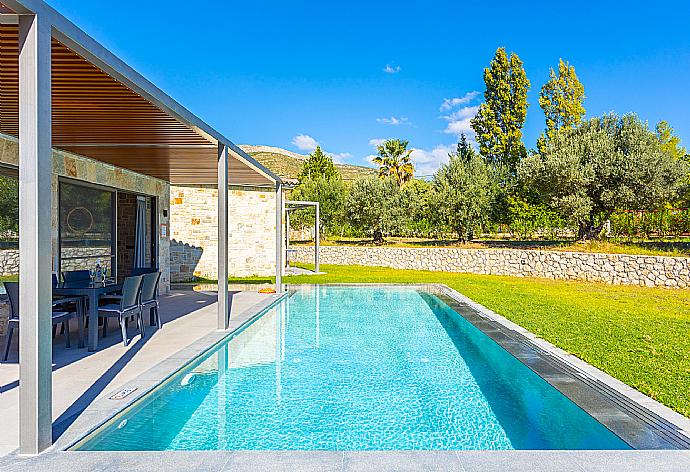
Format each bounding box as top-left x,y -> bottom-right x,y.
240,145 -> 376,182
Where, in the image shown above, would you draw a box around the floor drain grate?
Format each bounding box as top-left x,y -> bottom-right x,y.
109,387 -> 137,400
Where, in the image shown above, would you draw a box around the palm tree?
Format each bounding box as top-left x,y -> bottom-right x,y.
372,139 -> 414,186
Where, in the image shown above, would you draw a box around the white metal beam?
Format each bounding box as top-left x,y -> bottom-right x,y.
217,144 -> 229,330
285,201 -> 320,272
315,202 -> 320,273
17,12 -> 53,455
0,14 -> 19,24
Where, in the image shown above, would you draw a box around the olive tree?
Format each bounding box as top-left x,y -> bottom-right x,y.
432,154 -> 499,242
346,177 -> 401,244
290,176 -> 347,238
519,113 -> 689,240
397,179 -> 435,237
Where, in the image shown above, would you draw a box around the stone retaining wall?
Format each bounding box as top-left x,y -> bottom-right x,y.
0,250 -> 18,277
288,245 -> 690,288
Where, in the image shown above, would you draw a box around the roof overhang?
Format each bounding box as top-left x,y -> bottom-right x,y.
0,0 -> 280,186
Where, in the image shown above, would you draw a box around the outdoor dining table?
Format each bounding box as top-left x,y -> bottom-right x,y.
53,280 -> 122,351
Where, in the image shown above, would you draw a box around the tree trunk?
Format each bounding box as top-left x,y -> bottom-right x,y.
577,220 -> 605,241
372,230 -> 384,245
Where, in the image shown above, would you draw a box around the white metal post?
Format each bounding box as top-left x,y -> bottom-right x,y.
275,182 -> 283,292
285,211 -> 290,249
217,144 -> 229,330
18,12 -> 53,455
315,202 -> 320,273
285,209 -> 290,269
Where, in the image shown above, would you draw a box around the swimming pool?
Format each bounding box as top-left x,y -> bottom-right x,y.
76,286 -> 630,451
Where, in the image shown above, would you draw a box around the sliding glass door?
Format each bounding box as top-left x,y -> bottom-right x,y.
115,192 -> 157,280
59,181 -> 116,275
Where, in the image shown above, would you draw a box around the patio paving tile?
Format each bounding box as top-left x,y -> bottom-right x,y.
566,450 -> 690,472
223,451 -> 343,472
343,451 -> 462,471
456,451 -> 585,472
0,451 -> 232,472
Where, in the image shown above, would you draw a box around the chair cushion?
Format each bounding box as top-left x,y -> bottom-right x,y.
98,304 -> 121,312
51,311 -> 75,322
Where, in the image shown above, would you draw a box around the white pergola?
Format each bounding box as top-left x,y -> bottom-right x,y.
0,0 -> 284,454
285,200 -> 320,273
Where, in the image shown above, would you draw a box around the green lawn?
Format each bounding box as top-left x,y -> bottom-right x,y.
0,275 -> 17,282
232,263 -> 690,418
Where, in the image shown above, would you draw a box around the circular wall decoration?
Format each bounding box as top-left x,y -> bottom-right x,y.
66,207 -> 94,234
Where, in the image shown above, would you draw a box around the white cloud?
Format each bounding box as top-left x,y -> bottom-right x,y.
326,152 -> 352,164
410,144 -> 456,176
439,91 -> 481,138
367,154 -> 380,165
383,64 -> 401,74
439,91 -> 480,111
368,138 -> 386,147
291,134 -> 319,152
376,116 -> 410,126
442,105 -> 479,136
291,134 -> 351,163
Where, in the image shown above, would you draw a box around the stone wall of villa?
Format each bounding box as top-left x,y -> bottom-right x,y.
0,247 -> 115,276
288,245 -> 690,288
169,185 -> 278,281
0,134 -> 171,293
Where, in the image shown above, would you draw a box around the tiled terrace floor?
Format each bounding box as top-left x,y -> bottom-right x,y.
0,286 -> 272,456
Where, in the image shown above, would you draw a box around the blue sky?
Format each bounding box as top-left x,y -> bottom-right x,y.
50,0 -> 690,175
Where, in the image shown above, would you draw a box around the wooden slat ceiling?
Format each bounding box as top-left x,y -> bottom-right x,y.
0,23 -> 271,186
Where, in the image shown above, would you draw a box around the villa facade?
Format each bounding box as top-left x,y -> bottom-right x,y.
169,184 -> 278,281
0,134 -> 280,285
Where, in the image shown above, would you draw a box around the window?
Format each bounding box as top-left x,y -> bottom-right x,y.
59,181 -> 115,275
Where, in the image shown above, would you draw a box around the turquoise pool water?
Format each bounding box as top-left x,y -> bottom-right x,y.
77,286 -> 629,450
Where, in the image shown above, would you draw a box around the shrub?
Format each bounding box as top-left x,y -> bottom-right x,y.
506,196 -> 566,239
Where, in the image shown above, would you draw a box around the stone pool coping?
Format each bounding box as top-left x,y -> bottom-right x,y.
2,450 -> 690,471
430,283 -> 690,449
1,283 -> 689,471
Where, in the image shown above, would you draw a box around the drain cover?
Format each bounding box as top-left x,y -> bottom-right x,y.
109,387 -> 137,400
